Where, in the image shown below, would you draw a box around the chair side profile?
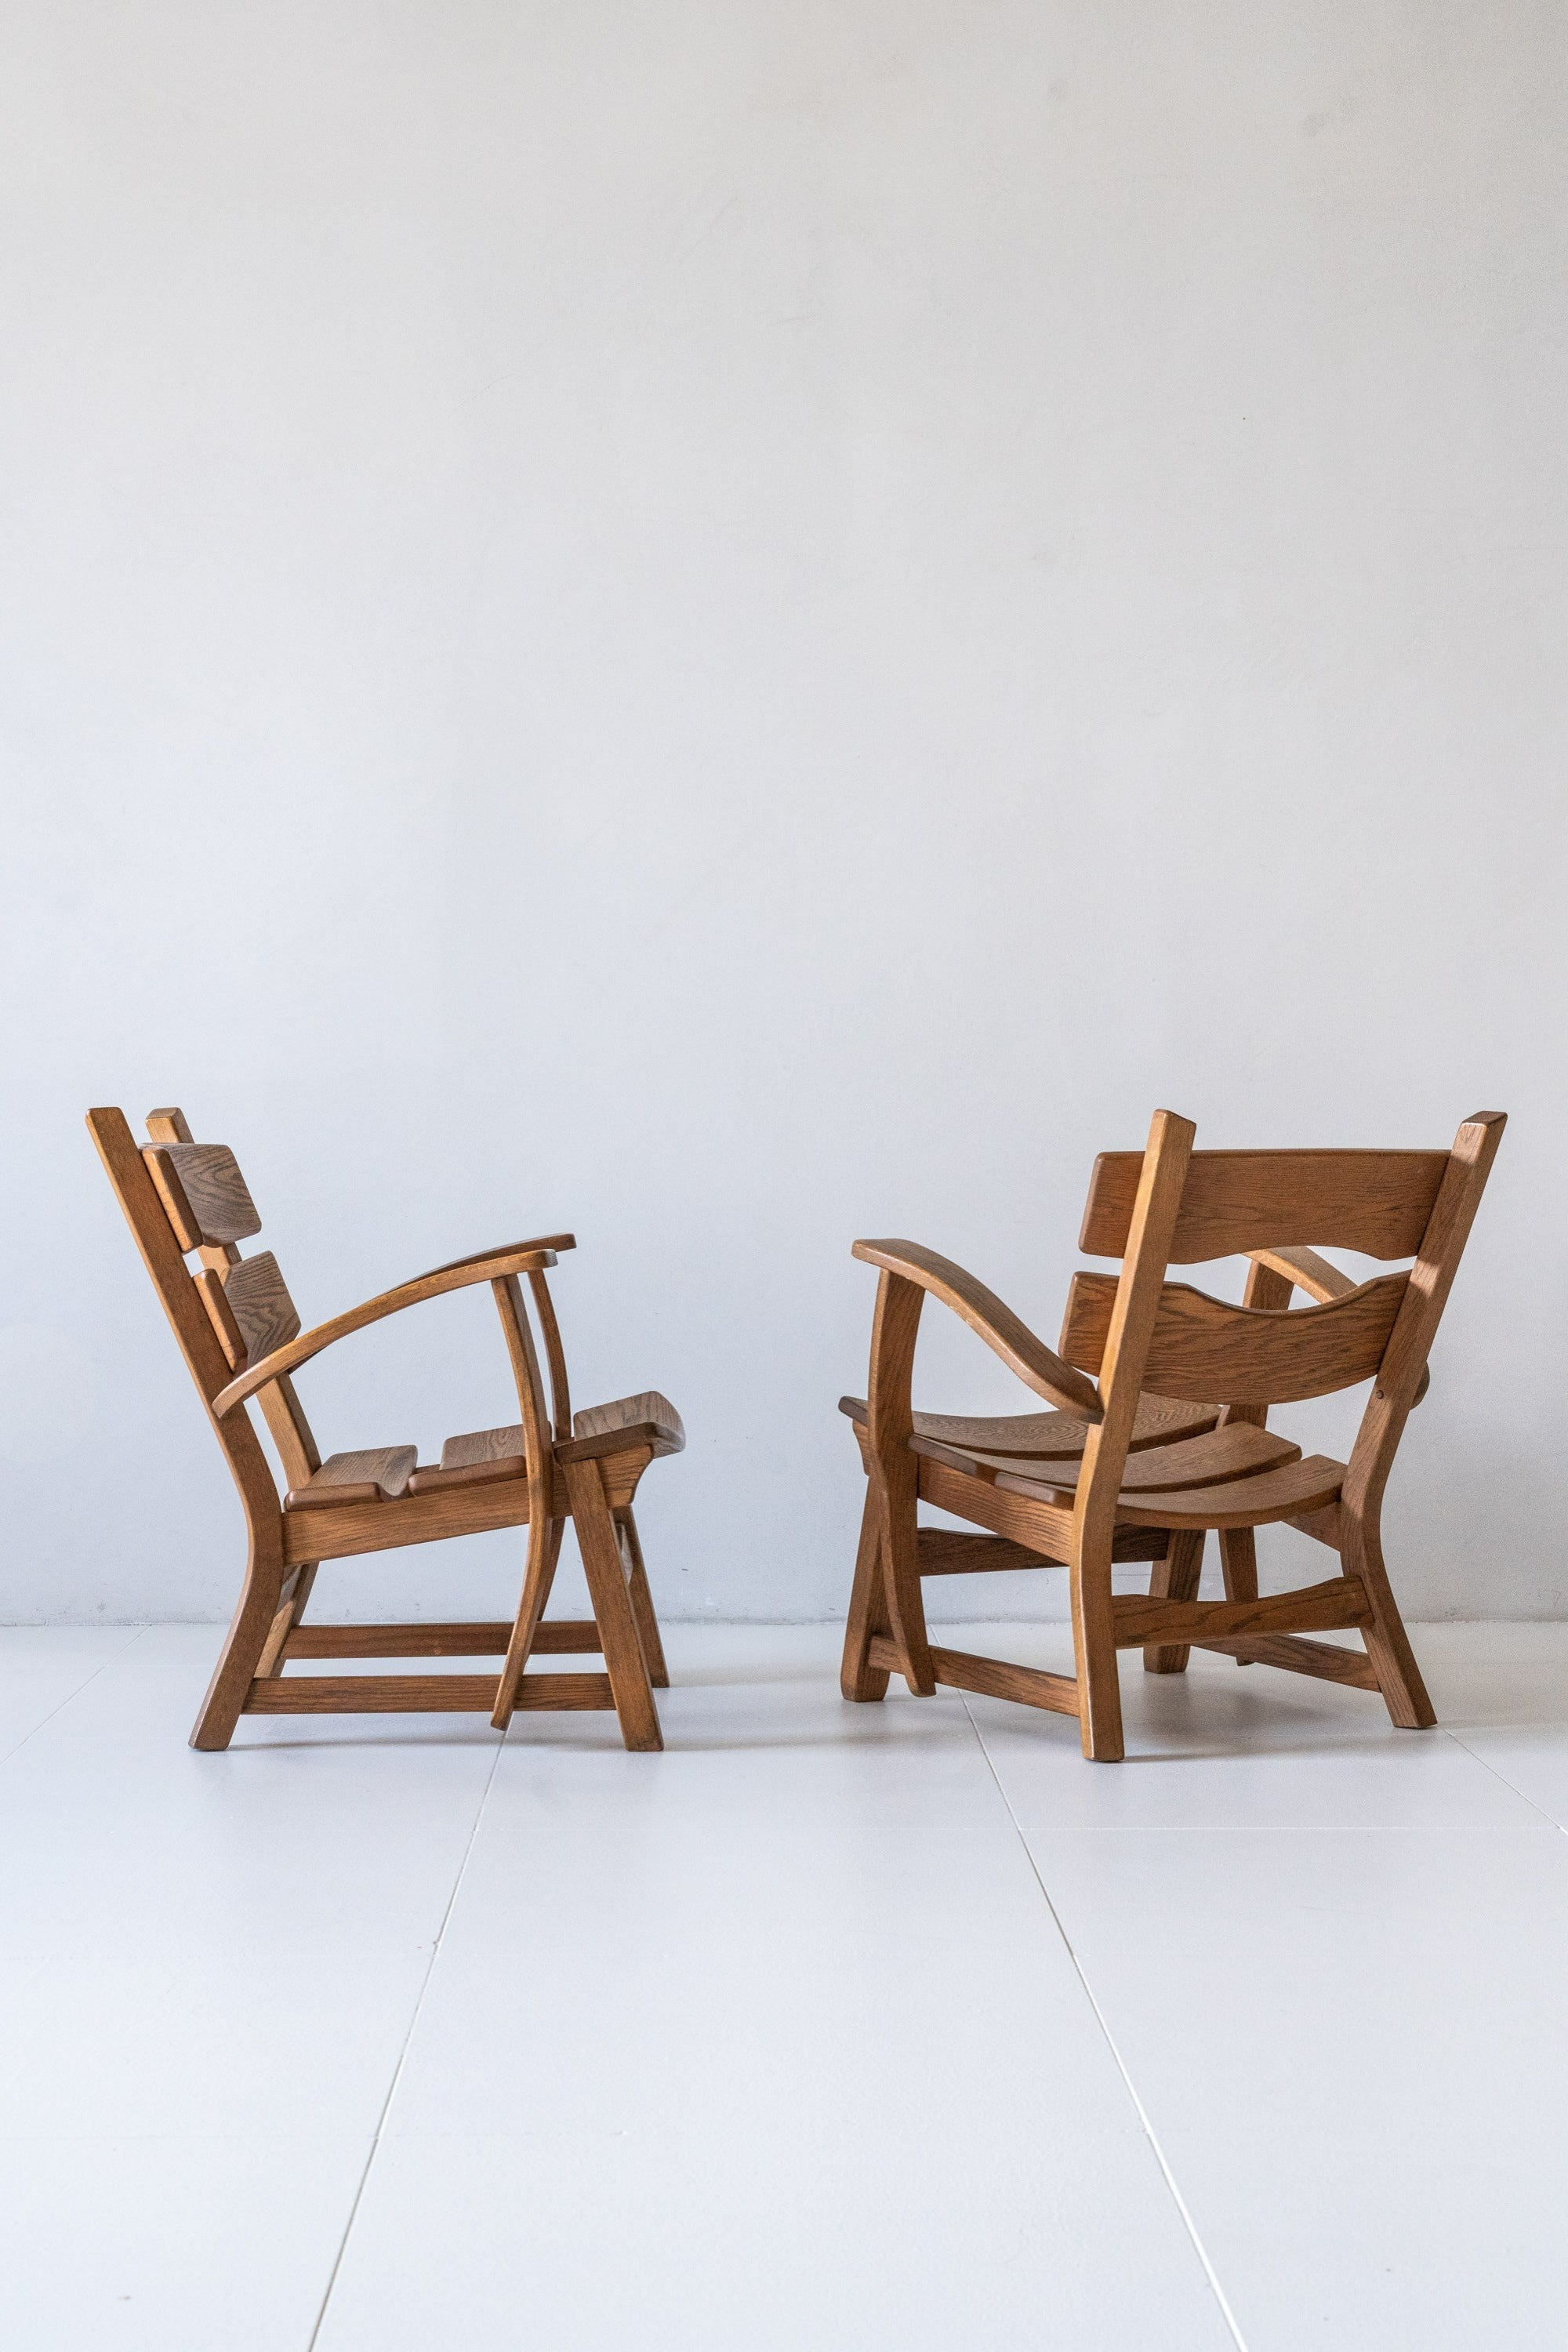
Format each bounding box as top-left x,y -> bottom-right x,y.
840,1108 -> 1504,1759
89,1105 -> 682,1751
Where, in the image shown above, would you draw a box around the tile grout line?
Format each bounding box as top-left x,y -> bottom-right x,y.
959,1693 -> 1251,2352
0,1627 -> 152,1771
1440,1725 -> 1566,1830
306,1732 -> 508,2351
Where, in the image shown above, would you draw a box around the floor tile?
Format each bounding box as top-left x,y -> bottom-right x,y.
1414,1623 -> 1568,1827
492,1622 -> 1009,1831
0,1626 -> 500,1953
947,1621 -> 1546,1829
0,1944 -> 431,2137
0,2133 -> 367,2352
314,1818 -> 1234,2351
0,1626 -> 147,1761
1024,1824 -> 1568,2351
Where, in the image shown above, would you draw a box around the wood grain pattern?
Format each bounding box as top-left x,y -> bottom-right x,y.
143,1142 -> 263,1250
285,1446 -> 417,1509
284,1620 -> 601,1658
1111,1574 -> 1371,1647
916,1529 -> 1061,1575
839,1392 -> 1218,1457
924,1643 -> 1080,1718
242,1672 -> 615,1714
839,1106 -> 1503,1761
1080,1148 -> 1449,1262
211,1244 -> 561,1417
562,1455 -> 663,1751
1080,1452 -> 1348,1530
89,1109 -> 287,1750
917,1450 -> 1076,1557
214,1252 -> 300,1369
1142,1528 -> 1207,1675
1196,1633 -> 1380,1688
851,1240 -> 1102,1417
557,1390 -> 685,1463
964,1421 -> 1299,1497
618,1508 -> 670,1689
281,1477 -> 532,1564
1061,1269 -> 1408,1403
96,1104 -> 682,1753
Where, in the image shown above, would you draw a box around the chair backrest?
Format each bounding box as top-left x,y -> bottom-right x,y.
1062,1108 -> 1505,1531
91,1104 -> 575,1503
89,1104 -> 302,1536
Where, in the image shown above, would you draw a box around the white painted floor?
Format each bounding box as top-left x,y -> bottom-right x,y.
2,1621 -> 1567,2350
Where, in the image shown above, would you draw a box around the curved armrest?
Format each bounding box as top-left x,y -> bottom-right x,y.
424,1232 -> 575,1276
1248,1246 -> 1355,1304
1250,1247 -> 1429,1406
212,1243 -> 559,1417
852,1239 -> 1102,1420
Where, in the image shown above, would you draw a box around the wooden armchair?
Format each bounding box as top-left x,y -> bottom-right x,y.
840,1109 -> 1504,1759
89,1105 -> 682,1751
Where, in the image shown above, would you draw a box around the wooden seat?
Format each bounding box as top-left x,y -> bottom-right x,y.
285,1447 -> 418,1508
89,1105 -> 681,1751
840,1109 -> 1505,1758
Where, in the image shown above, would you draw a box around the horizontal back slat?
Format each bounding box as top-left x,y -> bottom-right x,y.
1079,1149 -> 1449,1263
143,1144 -> 262,1250
223,1252 -> 300,1369
1061,1269 -> 1410,1403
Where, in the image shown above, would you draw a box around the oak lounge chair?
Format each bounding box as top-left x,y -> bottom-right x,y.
90,1105 -> 682,1751
840,1109 -> 1504,1759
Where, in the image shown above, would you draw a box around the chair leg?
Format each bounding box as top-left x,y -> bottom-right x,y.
1342,1510 -> 1436,1730
1142,1530 -> 1207,1675
1216,1528 -> 1259,1666
840,1483 -> 891,1702
563,1457 -> 663,1751
1070,1537 -> 1124,1761
616,1508 -> 669,1688
190,1528 -> 288,1751
492,1513 -> 566,1729
254,1561 -> 318,1679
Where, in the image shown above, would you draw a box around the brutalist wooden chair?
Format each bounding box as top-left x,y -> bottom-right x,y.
90,1105 -> 682,1751
840,1108 -> 1504,1759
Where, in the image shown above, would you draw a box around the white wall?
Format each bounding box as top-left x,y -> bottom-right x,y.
2,2 -> 1563,1628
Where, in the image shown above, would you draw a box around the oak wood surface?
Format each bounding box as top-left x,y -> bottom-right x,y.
1111,1574 -> 1372,1647
1069,1109 -> 1197,1758
242,1672 -> 615,1714
1060,1269 -> 1409,1402
285,1446 -> 417,1509
96,1104 -> 682,1753
283,1619 -> 601,1657
1196,1633 -> 1380,1688
557,1390 -> 685,1463
1080,1148 -> 1450,1262
840,1106 -> 1501,1759
211,1243 -> 561,1416
838,1392 -> 1218,1456
923,1642 -> 1080,1717
561,1456 -> 663,1751
962,1421 -> 1299,1497
1142,1528 -> 1207,1675
915,1529 -> 1060,1575
143,1143 -> 263,1250
851,1240 -> 1102,1417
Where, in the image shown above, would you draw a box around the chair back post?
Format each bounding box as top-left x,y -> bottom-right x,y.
1342,1111 -> 1507,1534
862,1266 -> 936,1693
527,1269 -> 573,1442
490,1274 -> 554,1496
1069,1109 -> 1196,1757
88,1107 -> 290,1748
